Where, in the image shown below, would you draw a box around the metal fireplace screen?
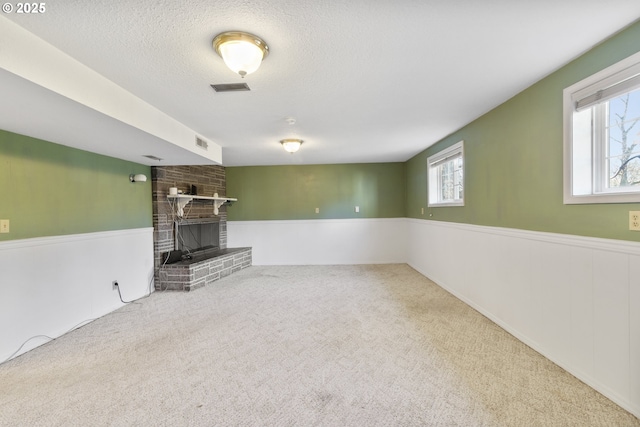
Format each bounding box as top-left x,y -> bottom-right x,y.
174,218 -> 220,255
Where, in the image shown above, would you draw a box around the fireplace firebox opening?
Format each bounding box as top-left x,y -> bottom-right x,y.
163,218 -> 220,263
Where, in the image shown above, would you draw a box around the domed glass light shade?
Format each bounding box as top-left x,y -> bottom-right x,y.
280,139 -> 303,153
213,31 -> 269,78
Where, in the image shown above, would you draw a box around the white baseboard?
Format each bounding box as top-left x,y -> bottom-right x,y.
0,227 -> 154,362
3,218 -> 638,417
406,219 -> 640,418
230,216 -> 640,416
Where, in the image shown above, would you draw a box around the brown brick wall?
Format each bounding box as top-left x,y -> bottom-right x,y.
151,165 -> 230,286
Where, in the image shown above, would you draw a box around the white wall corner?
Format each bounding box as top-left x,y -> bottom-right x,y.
0,16 -> 222,164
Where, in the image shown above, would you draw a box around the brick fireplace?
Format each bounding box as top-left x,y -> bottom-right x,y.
151,165 -> 251,291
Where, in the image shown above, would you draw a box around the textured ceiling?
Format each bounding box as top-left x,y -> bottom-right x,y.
2,1 -> 640,166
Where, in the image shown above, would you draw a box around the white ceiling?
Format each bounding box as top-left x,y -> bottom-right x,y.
2,1 -> 640,166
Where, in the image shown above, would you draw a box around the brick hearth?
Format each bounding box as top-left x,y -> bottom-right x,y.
157,247 -> 252,291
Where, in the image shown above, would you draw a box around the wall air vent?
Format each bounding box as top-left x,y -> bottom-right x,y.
195,136 -> 209,150
211,83 -> 251,92
143,155 -> 163,161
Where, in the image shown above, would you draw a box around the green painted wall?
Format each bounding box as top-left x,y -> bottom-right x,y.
0,129 -> 152,241
226,163 -> 406,220
406,20 -> 640,242
9,19 -> 632,241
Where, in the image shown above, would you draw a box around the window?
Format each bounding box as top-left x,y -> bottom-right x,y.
564,51 -> 640,204
428,141 -> 464,206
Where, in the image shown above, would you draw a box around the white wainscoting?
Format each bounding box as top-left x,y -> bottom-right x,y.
0,227 -> 154,363
230,217 -> 639,416
6,219 -> 637,416
227,218 -> 408,265
406,219 -> 640,418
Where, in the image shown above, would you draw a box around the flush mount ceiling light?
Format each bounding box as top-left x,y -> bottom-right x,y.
212,31 -> 269,78
280,138 -> 303,153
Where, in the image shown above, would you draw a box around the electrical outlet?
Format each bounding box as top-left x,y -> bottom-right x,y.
630,211 -> 640,231
315,207 -> 319,214
421,207 -> 424,215
355,206 -> 360,213
0,219 -> 9,233
112,281 -> 119,290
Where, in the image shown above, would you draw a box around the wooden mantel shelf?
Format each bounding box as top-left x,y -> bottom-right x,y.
167,194 -> 238,216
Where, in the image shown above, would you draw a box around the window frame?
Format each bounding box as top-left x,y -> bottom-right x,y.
427,140 -> 464,207
563,50 -> 640,204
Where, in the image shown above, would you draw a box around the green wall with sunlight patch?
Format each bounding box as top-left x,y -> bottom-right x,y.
405,19 -> 640,242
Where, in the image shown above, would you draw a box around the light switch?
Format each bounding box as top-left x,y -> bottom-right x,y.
315,207 -> 319,214
355,206 -> 360,213
0,219 -> 9,233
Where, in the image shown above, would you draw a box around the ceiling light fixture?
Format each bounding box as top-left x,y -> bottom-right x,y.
280,138 -> 303,153
212,31 -> 269,78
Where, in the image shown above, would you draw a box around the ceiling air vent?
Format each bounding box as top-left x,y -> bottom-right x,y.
143,155 -> 163,161
195,136 -> 209,150
211,83 -> 251,92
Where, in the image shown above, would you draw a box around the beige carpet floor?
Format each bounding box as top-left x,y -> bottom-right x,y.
0,264 -> 638,426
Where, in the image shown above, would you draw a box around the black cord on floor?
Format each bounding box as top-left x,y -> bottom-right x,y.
0,318 -> 96,365
115,250 -> 175,305
3,261 -> 176,365
114,282 -> 144,304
